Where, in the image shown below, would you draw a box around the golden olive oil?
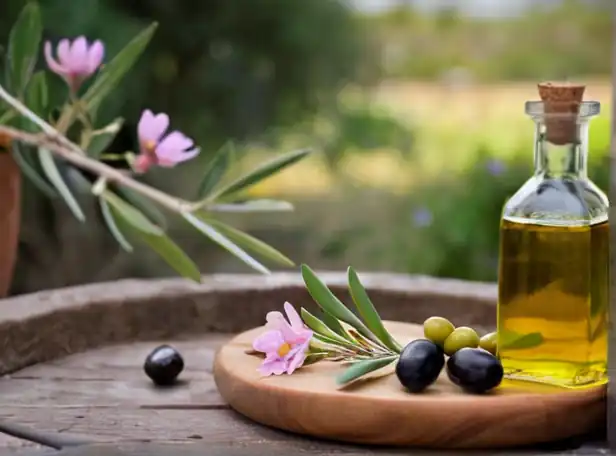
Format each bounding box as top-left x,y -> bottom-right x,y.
497,217 -> 608,389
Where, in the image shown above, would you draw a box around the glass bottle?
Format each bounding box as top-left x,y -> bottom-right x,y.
497,83 -> 609,389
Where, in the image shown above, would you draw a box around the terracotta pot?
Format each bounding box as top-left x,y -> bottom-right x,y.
0,140 -> 20,298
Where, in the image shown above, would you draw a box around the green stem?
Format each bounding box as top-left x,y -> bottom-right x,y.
55,104 -> 76,135
100,153 -> 128,161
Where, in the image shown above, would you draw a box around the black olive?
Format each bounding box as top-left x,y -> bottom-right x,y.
144,344 -> 185,386
395,339 -> 445,393
446,347 -> 503,394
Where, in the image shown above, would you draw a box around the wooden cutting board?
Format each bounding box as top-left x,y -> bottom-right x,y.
213,321 -> 605,449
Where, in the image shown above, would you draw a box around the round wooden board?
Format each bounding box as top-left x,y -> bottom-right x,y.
213,321 -> 606,449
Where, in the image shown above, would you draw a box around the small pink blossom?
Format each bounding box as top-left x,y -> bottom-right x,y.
134,109 -> 200,174
252,302 -> 313,376
44,36 -> 104,93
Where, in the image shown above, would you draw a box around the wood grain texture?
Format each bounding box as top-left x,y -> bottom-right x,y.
0,272 -> 499,451
15,440 -> 612,456
0,273 -> 603,452
215,321 -> 606,449
0,330 -> 607,455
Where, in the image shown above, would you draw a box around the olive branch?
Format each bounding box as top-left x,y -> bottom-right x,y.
299,264 -> 403,387
0,3 -> 312,281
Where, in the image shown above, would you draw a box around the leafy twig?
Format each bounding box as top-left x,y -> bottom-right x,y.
0,122 -> 191,213
0,2 -> 311,280
295,264 -> 403,385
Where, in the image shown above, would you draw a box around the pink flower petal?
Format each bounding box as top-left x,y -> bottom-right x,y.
284,302 -> 303,330
252,329 -> 284,354
258,358 -> 287,376
296,328 -> 313,343
137,110 -> 169,143
69,36 -> 89,73
44,41 -> 69,76
286,340 -> 310,374
155,148 -> 200,167
174,147 -> 200,162
155,131 -> 194,157
57,39 -> 72,67
265,311 -> 285,328
87,40 -> 105,74
285,305 -> 312,342
265,311 -> 297,342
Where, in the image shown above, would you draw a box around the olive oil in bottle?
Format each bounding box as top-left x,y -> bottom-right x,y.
497,82 -> 609,389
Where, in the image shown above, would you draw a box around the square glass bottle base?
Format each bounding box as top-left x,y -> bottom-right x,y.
500,358 -> 607,389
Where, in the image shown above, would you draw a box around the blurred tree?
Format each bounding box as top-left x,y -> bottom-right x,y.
0,0 -> 371,151
366,0 -> 611,81
0,0 -> 376,294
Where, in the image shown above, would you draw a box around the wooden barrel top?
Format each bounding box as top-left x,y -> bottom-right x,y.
0,273 -> 606,455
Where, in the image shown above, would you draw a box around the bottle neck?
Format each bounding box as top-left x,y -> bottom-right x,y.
533,120 -> 589,179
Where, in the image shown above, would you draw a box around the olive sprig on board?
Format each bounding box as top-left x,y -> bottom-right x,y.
300,264 -> 403,386
299,265 -> 505,392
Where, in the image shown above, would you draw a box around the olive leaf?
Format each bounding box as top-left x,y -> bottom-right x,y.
301,308 -> 355,348
311,334 -> 355,353
347,267 -> 402,353
115,186 -> 167,230
207,199 -> 294,213
211,148 -> 312,200
38,148 -> 85,221
99,198 -> 133,252
23,71 -> 48,121
203,218 -> 294,267
107,192 -> 201,283
11,142 -> 56,198
101,190 -> 163,235
336,356 -> 398,387
345,326 -> 389,352
197,140 -> 235,198
6,2 -> 42,97
303,352 -> 329,366
321,310 -> 355,342
301,264 -> 385,348
83,22 -> 158,118
499,331 -> 543,350
182,212 -> 269,275
132,230 -> 201,283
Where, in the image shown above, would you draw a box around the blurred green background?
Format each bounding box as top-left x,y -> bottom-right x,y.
0,0 -> 612,294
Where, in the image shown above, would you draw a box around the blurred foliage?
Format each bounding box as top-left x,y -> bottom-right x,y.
263,98 -> 415,171
318,102 -> 414,170
0,0 -> 374,153
289,114 -> 612,283
1,0 -> 381,294
365,0 -> 611,81
394,124 -> 611,282
0,0 -> 612,292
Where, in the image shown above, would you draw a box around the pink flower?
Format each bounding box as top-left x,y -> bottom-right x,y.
134,109 -> 200,174
44,36 -> 104,93
252,302 -> 313,376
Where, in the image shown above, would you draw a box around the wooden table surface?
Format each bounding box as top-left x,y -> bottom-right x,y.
0,333 -> 609,456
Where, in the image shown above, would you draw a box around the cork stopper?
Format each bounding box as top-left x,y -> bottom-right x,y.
537,81 -> 585,145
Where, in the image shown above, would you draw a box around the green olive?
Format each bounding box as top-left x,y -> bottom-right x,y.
479,332 -> 498,355
443,326 -> 480,356
423,316 -> 455,347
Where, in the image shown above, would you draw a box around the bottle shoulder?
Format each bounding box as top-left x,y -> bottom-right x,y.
503,175 -> 609,225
